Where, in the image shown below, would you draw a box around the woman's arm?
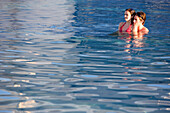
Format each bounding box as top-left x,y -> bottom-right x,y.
132,25 -> 139,36
132,26 -> 149,38
141,27 -> 149,34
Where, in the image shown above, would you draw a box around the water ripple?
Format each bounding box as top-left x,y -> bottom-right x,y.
0,0 -> 169,112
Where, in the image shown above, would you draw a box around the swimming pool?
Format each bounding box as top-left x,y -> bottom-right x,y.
0,0 -> 169,113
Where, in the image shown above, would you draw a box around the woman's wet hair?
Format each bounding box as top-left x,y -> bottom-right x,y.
125,8 -> 135,16
125,8 -> 136,25
136,12 -> 146,25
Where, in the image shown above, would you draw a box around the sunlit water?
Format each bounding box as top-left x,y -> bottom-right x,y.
0,0 -> 170,113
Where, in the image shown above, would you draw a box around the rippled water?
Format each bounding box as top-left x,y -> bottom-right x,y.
0,0 -> 170,113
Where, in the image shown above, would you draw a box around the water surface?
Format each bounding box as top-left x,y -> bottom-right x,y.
0,0 -> 170,113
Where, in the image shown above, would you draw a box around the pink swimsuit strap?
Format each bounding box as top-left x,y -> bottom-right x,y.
119,22 -> 132,32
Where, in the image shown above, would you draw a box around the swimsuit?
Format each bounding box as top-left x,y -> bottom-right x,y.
119,22 -> 132,32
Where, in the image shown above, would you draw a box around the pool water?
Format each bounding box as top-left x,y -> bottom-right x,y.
0,0 -> 170,113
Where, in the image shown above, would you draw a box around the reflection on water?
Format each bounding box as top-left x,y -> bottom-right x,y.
0,0 -> 170,113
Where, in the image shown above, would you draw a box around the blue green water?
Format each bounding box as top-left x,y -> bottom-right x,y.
0,0 -> 170,113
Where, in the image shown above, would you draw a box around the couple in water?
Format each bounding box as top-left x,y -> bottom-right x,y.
113,8 -> 149,36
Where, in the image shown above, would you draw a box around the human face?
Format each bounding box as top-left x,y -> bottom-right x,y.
124,11 -> 131,22
133,15 -> 143,24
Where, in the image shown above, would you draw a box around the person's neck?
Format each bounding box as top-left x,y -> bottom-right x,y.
126,20 -> 131,25
138,24 -> 144,30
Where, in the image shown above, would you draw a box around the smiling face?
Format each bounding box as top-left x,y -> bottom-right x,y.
124,11 -> 131,22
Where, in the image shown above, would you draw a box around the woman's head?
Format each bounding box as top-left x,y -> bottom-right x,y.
135,12 -> 146,25
124,8 -> 135,22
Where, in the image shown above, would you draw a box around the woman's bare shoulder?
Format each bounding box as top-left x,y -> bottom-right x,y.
141,27 -> 149,34
119,22 -> 124,26
118,22 -> 125,30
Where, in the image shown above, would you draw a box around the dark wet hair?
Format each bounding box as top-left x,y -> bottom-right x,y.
136,11 -> 146,25
125,8 -> 135,16
125,8 -> 136,25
